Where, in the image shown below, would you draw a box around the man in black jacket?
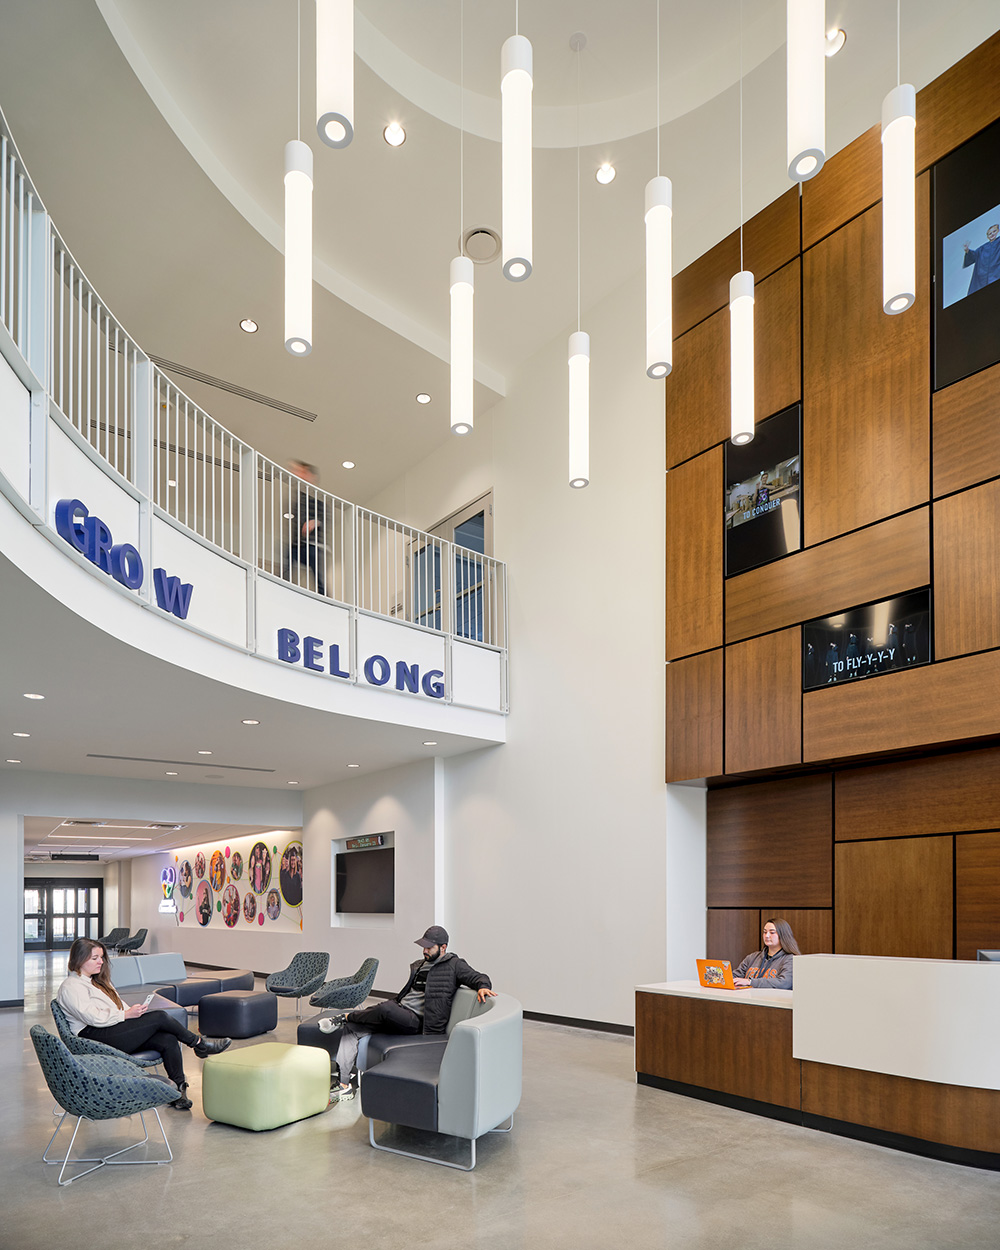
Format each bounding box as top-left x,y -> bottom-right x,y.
327,925 -> 494,1096
281,459 -> 326,596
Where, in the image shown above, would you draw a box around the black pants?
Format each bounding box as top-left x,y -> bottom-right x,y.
283,544 -> 325,596
334,1001 -> 421,1084
81,1010 -> 199,1086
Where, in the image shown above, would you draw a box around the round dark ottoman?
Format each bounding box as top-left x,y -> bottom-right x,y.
199,989 -> 278,1039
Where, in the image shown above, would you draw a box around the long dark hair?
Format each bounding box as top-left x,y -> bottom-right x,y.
67,938 -> 124,1009
764,918 -> 801,956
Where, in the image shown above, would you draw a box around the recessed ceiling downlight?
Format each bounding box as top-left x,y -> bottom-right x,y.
383,122 -> 406,147
416,393 -> 432,405
825,28 -> 847,57
241,719 -> 260,726
239,318 -> 259,333
342,460 -> 355,469
595,163 -> 616,184
12,732 -> 29,738
23,693 -> 45,700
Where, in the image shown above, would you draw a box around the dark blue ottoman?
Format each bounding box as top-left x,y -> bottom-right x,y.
199,989 -> 278,1039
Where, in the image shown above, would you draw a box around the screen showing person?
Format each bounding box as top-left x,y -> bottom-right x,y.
724,405 -> 802,577
942,212 -> 1000,308
802,588 -> 930,692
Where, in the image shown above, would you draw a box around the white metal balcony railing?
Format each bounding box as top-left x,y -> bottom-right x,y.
0,106 -> 507,667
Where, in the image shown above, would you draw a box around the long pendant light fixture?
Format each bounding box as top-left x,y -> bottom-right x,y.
882,2 -> 916,315
285,5 -> 313,356
451,1 -> 473,436
501,2 -> 533,281
316,0 -> 354,148
568,34 -> 589,489
786,0 -> 826,181
645,0 -> 672,379
731,2 -> 754,445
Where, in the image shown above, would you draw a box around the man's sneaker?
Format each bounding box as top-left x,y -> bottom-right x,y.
318,1013 -> 347,1033
333,1082 -> 355,1100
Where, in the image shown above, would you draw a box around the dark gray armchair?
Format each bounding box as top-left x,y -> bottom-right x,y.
115,928 -> 148,954
265,951 -> 330,1018
309,956 -> 379,1009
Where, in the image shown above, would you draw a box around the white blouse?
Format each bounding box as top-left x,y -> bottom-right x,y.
57,972 -> 127,1034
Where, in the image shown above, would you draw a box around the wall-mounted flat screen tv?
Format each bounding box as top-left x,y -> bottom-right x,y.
335,847 -> 394,914
724,405 -> 802,577
934,117 -> 1000,389
802,588 -> 931,692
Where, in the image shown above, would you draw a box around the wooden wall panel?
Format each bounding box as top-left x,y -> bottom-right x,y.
801,1061 -> 1000,1154
666,649 -> 723,782
726,508 -> 929,644
707,776 -> 832,908
667,261 -> 801,469
803,177 -> 931,546
765,908 -> 833,955
933,361 -> 1000,497
666,447 -> 722,660
956,831 -> 1000,961
836,747 -> 1000,840
724,628 -> 802,774
674,188 -> 800,338
916,30 -> 1000,172
802,125 -> 881,249
706,909 -> 760,968
803,648 -> 1000,763
835,836 -> 953,958
934,480 -> 1000,659
635,991 -> 799,1108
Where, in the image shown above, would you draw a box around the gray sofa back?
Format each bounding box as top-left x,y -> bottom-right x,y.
437,991 -> 522,1140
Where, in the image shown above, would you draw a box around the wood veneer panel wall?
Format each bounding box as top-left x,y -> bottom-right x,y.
666,649 -> 723,782
765,909 -> 833,955
916,30 -> 1000,171
707,776 -> 832,908
802,177 -> 930,546
673,188 -> 800,338
724,628 -> 801,773
706,909 -> 760,968
803,650 -> 1000,762
836,747 -> 1000,840
933,362 -> 1000,497
934,480 -> 1000,659
725,509 -> 929,644
802,125 -> 881,249
835,837 -> 953,958
667,260 -> 801,469
801,1062 -> 1000,1154
956,831 -> 1000,960
666,448 -> 722,660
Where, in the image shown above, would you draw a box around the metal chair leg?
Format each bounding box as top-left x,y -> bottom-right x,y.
368,1118 -> 476,1171
43,1110 -> 172,1185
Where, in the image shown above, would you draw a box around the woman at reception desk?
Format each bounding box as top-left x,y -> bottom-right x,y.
733,919 -> 799,988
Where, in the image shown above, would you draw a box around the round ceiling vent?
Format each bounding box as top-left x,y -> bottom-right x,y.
461,226 -> 502,265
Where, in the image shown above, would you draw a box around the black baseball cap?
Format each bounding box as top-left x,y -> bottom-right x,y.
415,925 -> 449,948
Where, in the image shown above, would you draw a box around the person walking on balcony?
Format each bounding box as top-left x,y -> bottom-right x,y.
283,459 -> 326,597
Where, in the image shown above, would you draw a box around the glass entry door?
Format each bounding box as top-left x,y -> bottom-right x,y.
24,879 -> 103,951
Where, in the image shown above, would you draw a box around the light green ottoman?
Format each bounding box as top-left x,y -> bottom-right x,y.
202,1043 -> 330,1130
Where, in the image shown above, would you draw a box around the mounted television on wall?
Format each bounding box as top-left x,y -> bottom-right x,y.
335,846 -> 395,914
802,588 -> 931,692
933,117 -> 1000,390
724,405 -> 802,578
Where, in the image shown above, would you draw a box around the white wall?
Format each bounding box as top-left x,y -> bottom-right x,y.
131,757 -> 439,992
368,269 -> 670,1026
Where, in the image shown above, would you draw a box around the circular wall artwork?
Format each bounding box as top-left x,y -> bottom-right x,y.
209,850 -> 226,892
178,860 -> 193,899
248,841 -> 272,894
222,884 -> 240,928
266,889 -> 281,921
195,881 -> 213,927
243,892 -> 257,923
279,840 -> 303,908
194,852 -> 206,880
230,851 -> 243,882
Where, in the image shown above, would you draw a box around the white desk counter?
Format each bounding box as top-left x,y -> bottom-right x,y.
636,980 -> 793,1009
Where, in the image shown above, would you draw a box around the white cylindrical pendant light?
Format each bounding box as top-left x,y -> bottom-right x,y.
568,331 -> 590,488
645,175 -> 673,379
786,0 -> 826,181
450,256 -> 474,436
730,271 -> 755,445
882,83 -> 917,315
316,0 -> 354,148
501,35 -> 533,281
284,140 -> 313,356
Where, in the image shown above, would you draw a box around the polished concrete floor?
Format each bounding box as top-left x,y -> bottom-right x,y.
2,953 -> 999,1249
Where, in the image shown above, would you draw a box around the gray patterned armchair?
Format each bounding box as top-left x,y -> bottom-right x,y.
30,1026 -> 176,1186
50,998 -> 162,1070
309,956 -> 380,1009
265,951 -> 330,1018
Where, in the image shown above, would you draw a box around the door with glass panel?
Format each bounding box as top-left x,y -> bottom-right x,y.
24,879 -> 104,951
420,493 -> 492,641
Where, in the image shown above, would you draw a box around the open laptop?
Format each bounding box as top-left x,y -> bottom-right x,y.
696,958 -> 750,990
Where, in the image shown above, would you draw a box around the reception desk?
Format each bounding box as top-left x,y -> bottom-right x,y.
636,956 -> 1000,1169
